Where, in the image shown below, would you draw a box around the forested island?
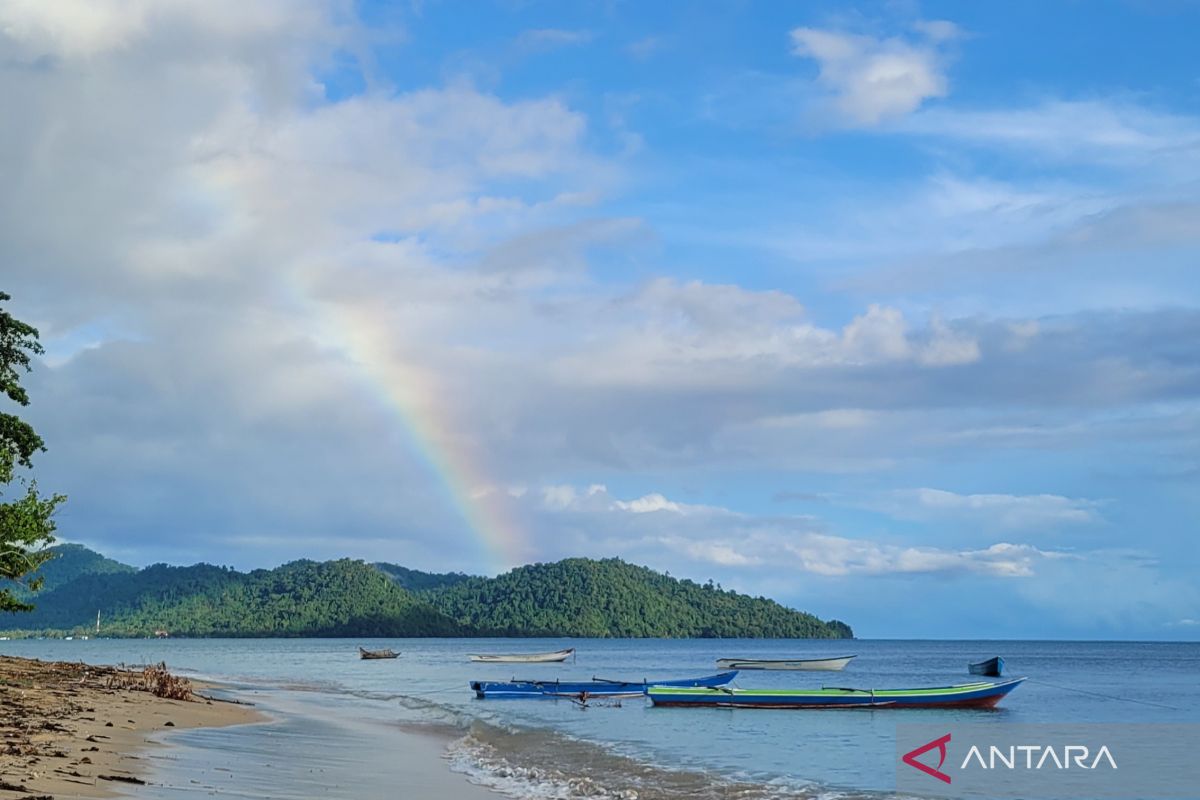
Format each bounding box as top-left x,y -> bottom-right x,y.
0,544 -> 852,639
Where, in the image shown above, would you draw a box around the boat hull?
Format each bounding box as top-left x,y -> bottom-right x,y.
968,656 -> 1004,677
471,671 -> 738,699
647,678 -> 1025,709
468,648 -> 575,663
715,656 -> 856,671
359,647 -> 399,660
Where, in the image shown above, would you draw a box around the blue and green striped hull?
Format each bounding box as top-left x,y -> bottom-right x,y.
647,678 -> 1025,709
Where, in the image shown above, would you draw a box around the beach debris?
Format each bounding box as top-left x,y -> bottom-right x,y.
0,655 -> 207,797
142,662 -> 193,700
99,774 -> 147,784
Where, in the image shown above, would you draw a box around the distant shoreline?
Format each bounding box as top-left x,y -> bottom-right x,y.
6,546 -> 851,641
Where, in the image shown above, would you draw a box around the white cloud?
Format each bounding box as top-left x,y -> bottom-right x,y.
528,484 -> 1066,578
614,493 -> 685,513
552,286 -> 980,391
901,100 -> 1200,169
683,542 -> 761,567
781,536 -> 1053,578
790,22 -> 954,126
877,488 -> 1102,529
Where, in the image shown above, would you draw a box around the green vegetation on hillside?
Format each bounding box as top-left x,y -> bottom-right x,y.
426,558 -> 852,638
3,558 -> 463,637
0,547 -> 852,639
13,543 -> 134,595
373,561 -> 471,593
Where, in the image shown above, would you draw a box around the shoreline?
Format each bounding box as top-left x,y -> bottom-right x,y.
0,655 -> 261,798
0,655 -> 503,800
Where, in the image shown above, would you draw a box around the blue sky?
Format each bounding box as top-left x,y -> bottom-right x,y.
1,1 -> 1197,639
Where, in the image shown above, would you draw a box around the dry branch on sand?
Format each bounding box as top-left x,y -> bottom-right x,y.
101,661 -> 193,700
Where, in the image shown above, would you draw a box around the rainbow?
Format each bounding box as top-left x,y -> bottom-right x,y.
303,292 -> 530,573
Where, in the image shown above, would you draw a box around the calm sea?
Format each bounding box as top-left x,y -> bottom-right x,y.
4,638 -> 1197,798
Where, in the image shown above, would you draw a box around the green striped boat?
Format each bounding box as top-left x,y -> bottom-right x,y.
646,678 -> 1025,709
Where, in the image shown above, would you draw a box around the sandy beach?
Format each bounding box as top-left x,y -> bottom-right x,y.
0,654 -> 505,800
0,655 -> 260,799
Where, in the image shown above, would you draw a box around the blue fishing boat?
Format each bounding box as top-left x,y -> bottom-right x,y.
968,656 -> 1004,677
471,671 -> 738,699
647,677 -> 1025,709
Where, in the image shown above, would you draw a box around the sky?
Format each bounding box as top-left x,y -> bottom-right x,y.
1,0 -> 1197,639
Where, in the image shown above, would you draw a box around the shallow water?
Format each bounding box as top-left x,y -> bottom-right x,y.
4,638 -> 1197,797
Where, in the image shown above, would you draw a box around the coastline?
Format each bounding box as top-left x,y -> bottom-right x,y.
0,655 -> 260,798
0,654 -> 503,800
3,638 -> 1195,800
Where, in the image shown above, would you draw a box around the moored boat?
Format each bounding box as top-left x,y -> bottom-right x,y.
647,677 -> 1025,709
471,671 -> 738,699
468,647 -> 575,663
714,655 -> 856,671
968,656 -> 1004,677
359,647 -> 399,659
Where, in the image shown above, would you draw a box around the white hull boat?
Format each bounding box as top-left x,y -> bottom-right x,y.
714,655 -> 856,671
468,647 -> 576,663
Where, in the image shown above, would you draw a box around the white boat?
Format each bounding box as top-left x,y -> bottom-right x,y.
468,647 -> 575,663
714,655 -> 856,671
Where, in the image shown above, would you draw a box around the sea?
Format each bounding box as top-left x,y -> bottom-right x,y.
3,638 -> 1197,799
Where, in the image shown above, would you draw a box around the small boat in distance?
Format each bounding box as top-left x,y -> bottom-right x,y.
647,678 -> 1025,709
468,647 -> 575,663
471,671 -> 737,699
359,647 -> 399,660
715,655 -> 856,671
968,656 -> 1004,677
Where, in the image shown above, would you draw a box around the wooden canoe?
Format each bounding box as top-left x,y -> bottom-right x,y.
968,656 -> 1004,676
714,655 -> 856,671
467,647 -> 575,663
648,678 -> 1026,709
471,671 -> 738,699
359,647 -> 399,659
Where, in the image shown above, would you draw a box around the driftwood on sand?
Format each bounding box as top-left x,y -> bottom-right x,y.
0,655 -> 259,797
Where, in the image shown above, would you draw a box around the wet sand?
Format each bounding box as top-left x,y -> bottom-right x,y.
131,686 -> 505,799
0,655 -> 258,798
1,655 -> 502,799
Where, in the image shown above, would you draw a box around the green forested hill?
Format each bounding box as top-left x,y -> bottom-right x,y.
0,548 -> 851,639
1,543 -> 135,600
424,558 -> 852,638
2,558 -> 463,637
373,561 -> 472,593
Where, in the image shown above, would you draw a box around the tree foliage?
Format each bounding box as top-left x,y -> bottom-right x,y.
425,558 -> 853,638
373,561 -> 472,593
3,557 -> 465,637
1,542 -> 134,601
0,292 -> 66,612
1,547 -> 852,639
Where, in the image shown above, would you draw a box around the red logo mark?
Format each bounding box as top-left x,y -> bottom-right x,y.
903,733 -> 952,784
